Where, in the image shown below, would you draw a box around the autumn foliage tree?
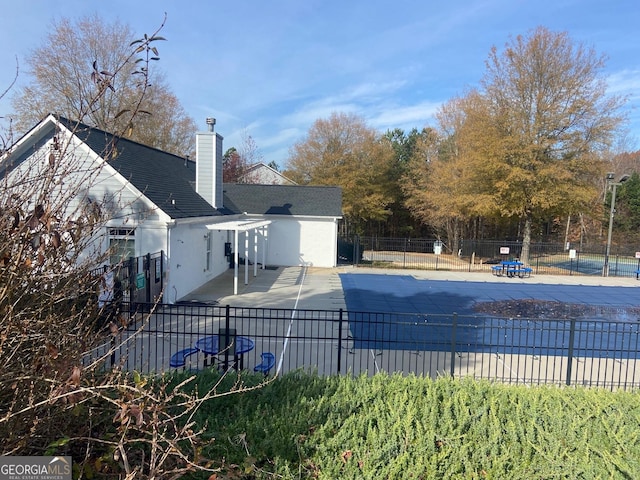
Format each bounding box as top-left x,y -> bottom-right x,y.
223,131 -> 264,183
287,112 -> 395,233
10,14 -> 197,156
404,27 -> 625,262
402,119 -> 466,252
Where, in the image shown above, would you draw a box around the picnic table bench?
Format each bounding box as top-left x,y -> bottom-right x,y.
170,347 -> 199,370
254,352 -> 276,376
508,266 -> 532,278
491,261 -> 532,278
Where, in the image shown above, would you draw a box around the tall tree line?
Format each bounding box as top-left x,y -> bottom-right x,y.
286,27 -> 631,262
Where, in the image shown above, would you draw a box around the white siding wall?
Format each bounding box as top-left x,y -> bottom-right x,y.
243,164 -> 296,185
4,128 -> 166,267
165,223 -> 229,302
134,223 -> 167,257
266,217 -> 338,268
5,119 -> 340,305
195,132 -> 224,208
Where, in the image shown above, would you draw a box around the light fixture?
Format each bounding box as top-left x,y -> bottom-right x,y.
603,173 -> 629,277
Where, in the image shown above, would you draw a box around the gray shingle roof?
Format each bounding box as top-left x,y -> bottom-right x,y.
59,118 -> 226,219
223,184 -> 342,217
54,117 -> 342,220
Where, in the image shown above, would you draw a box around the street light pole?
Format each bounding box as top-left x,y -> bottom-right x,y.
603,173 -> 629,277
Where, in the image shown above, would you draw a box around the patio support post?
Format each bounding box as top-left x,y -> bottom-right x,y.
253,228 -> 258,277
244,231 -> 249,285
234,231 -> 239,294
262,226 -> 267,269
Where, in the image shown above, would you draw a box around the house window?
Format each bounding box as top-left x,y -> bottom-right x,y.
205,231 -> 212,271
109,228 -> 135,265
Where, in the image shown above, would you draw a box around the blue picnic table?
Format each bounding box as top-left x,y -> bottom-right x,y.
195,334 -> 255,370
491,261 -> 532,278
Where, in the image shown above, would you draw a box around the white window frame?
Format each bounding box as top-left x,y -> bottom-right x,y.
205,231 -> 212,271
109,228 -> 135,266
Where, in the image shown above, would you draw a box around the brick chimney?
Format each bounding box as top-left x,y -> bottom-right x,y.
195,118 -> 224,208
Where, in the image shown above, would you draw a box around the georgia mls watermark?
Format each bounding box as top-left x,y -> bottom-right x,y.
0,456 -> 72,480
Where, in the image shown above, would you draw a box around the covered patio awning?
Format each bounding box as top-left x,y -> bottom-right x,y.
206,219 -> 272,294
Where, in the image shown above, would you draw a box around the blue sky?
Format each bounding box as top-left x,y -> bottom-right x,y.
1,0 -> 639,165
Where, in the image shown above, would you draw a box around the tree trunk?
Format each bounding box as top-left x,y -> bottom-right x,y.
452,218 -> 460,256
446,218 -> 461,255
521,216 -> 532,264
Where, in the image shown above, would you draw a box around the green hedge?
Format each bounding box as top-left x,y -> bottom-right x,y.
185,371 -> 640,479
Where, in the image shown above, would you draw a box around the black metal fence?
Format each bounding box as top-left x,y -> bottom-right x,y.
84,303 -> 640,391
346,236 -> 640,277
91,251 -> 165,306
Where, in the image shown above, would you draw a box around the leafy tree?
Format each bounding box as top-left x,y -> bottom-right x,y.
120,79 -> 198,156
223,147 -> 244,182
417,27 -> 624,262
609,150 -> 640,180
223,132 -> 264,183
0,57 -> 19,151
287,112 -> 395,234
611,172 -> 640,238
403,124 -> 459,250
403,95 -> 492,251
267,160 -> 281,171
382,128 -> 435,237
10,14 -> 196,156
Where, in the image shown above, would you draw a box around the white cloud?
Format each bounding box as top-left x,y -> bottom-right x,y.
368,101 -> 442,131
259,127 -> 301,150
607,69 -> 640,96
283,100 -> 359,127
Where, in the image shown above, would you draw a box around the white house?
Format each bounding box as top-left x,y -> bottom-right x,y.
239,162 -> 296,185
1,115 -> 342,302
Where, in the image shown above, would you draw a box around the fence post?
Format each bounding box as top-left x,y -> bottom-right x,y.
450,312 -> 458,377
403,238 -> 407,269
110,336 -> 116,368
127,256 -> 135,309
224,305 -> 231,369
159,250 -> 165,303
566,319 -> 576,386
145,252 -> 151,303
337,309 -> 343,374
469,240 -> 477,273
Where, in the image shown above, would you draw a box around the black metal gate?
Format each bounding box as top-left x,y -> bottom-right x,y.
118,251 -> 164,306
